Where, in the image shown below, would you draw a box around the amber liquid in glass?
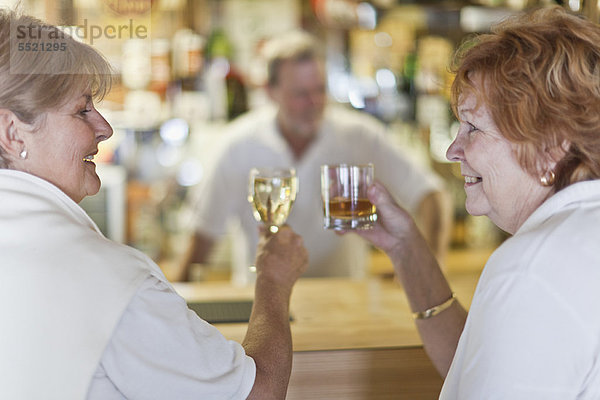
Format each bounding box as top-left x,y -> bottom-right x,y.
327,197 -> 376,219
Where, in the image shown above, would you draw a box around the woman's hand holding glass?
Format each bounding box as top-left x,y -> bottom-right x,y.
354,181 -> 430,264
254,225 -> 308,290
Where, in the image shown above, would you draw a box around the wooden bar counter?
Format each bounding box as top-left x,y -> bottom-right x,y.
171,247 -> 490,399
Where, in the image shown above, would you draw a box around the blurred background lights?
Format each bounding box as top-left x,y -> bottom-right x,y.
348,76 -> 378,110
159,118 -> 189,145
357,2 -> 377,30
375,68 -> 396,90
374,32 -> 393,47
177,159 -> 204,187
568,0 -> 581,11
328,72 -> 352,103
348,89 -> 365,109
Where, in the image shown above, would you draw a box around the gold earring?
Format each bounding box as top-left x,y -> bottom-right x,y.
540,170 -> 555,186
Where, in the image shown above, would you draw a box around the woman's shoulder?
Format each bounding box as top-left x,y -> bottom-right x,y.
480,200 -> 600,326
94,236 -> 167,282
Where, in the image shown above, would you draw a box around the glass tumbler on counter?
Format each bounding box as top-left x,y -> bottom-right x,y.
321,163 -> 377,230
248,167 -> 298,234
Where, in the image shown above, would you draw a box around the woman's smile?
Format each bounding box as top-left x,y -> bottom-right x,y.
464,175 -> 482,186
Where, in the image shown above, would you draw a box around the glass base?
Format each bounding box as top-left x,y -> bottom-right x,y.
323,214 -> 377,230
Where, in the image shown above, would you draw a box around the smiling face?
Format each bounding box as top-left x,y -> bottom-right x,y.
446,90 -> 554,234
19,92 -> 113,203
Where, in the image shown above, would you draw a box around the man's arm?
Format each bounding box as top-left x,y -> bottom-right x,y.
415,190 -> 453,266
243,226 -> 308,399
177,232 -> 215,281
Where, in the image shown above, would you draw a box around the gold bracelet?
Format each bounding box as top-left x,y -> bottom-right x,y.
413,293 -> 456,320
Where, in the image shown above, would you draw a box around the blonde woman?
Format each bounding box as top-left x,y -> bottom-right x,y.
0,9 -> 307,399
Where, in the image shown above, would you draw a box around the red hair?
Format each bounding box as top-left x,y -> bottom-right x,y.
451,6 -> 600,191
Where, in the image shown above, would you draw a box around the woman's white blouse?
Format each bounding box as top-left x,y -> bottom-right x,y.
0,170 -> 255,399
441,180 -> 600,399
87,276 -> 255,399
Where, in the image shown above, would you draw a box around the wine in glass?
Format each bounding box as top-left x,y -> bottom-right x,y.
248,167 -> 298,234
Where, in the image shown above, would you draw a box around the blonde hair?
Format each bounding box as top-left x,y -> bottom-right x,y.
0,8 -> 112,167
451,6 -> 600,191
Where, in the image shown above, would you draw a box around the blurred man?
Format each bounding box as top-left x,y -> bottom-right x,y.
180,30 -> 451,284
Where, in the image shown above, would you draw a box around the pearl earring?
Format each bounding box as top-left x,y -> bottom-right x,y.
19,149 -> 27,159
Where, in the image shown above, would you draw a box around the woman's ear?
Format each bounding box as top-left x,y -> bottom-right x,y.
552,140 -> 571,162
0,109 -> 25,159
542,140 -> 570,173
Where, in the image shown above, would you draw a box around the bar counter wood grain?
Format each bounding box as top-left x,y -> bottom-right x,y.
172,269 -> 483,399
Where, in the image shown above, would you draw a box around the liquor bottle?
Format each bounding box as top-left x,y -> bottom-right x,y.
205,28 -> 248,121
401,51 -> 418,122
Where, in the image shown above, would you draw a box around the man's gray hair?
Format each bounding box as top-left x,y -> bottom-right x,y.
262,30 -> 324,87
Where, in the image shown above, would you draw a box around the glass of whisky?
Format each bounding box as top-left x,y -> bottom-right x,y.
321,163 -> 377,230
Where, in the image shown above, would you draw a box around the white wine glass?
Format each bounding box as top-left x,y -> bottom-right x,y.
248,167 -> 298,235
